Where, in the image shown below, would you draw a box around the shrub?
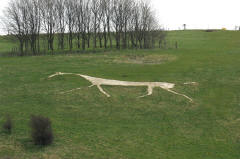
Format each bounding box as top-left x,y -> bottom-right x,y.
2,115 -> 13,134
30,115 -> 54,146
205,29 -> 216,32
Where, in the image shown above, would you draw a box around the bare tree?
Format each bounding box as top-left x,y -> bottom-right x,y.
129,1 -> 140,48
40,0 -> 57,51
2,0 -> 165,55
91,0 -> 100,49
75,0 -> 83,49
105,0 -> 113,48
65,0 -> 76,50
3,0 -> 30,56
112,0 -> 123,49
81,0 -> 90,50
56,0 -> 66,50
122,0 -> 132,49
101,0 -> 113,49
25,0 -> 42,55
85,0 -> 92,48
97,0 -> 104,48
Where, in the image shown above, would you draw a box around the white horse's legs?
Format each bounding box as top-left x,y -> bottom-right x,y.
165,89 -> 193,102
138,86 -> 153,98
97,85 -> 110,97
88,84 -> 95,88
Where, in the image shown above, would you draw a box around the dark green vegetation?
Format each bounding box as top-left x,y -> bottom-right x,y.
0,30 -> 240,158
2,115 -> 13,134
30,115 -> 54,146
0,32 -> 166,57
0,36 -> 17,54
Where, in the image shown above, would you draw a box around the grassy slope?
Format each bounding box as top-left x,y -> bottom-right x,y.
0,36 -> 17,53
0,30 -> 240,158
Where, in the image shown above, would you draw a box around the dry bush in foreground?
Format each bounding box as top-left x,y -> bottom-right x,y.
2,115 -> 13,134
30,115 -> 54,146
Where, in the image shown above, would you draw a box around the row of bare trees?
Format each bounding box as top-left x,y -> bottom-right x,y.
2,0 -> 166,56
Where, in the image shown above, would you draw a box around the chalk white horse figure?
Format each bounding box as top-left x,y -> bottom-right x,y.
48,72 -> 194,102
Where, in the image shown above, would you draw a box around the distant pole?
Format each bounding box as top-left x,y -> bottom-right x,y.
183,24 -> 186,30
159,40 -> 162,48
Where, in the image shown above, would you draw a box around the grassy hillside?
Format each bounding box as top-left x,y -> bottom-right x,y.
0,30 -> 240,159
0,36 -> 17,53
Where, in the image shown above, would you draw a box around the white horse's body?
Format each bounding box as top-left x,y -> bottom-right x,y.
48,72 -> 193,102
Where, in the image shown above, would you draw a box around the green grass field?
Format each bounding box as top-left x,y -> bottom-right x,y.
0,30 -> 240,159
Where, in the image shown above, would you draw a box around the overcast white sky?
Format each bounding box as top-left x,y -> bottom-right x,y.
0,0 -> 240,34
152,0 -> 240,30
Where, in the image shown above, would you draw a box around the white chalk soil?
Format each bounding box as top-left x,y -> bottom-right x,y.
48,72 -> 196,102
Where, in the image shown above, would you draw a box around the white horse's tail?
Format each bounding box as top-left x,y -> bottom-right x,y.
48,72 -> 73,79
184,82 -> 198,85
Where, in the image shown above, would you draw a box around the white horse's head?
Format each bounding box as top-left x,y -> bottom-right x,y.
48,72 -> 64,78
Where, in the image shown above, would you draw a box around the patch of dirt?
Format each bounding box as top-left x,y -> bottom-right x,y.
113,54 -> 177,65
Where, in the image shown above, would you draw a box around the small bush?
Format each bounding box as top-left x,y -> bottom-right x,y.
2,115 -> 13,134
205,29 -> 216,32
30,115 -> 54,146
